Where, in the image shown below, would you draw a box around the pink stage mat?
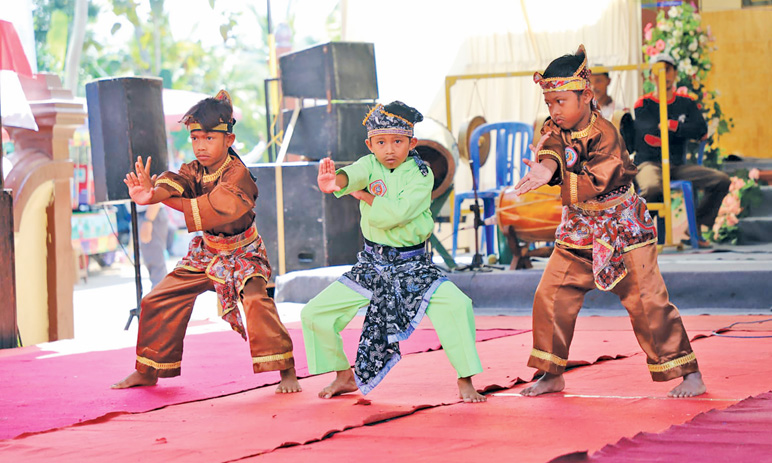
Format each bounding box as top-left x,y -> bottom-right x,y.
0,317 -> 670,463
251,328 -> 772,463
0,327 -> 522,440
1,316 -> 769,463
585,391 -> 772,462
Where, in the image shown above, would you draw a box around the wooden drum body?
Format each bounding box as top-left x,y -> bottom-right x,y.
496,185 -> 562,242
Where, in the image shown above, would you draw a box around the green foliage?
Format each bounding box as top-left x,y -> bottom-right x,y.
642,3 -> 733,168
31,0 -> 342,157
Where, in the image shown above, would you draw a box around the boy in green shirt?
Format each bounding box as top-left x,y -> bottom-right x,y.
301,101 -> 486,403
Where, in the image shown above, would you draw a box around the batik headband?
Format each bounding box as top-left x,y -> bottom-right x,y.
362,101 -> 423,138
533,44 -> 592,93
183,89 -> 236,133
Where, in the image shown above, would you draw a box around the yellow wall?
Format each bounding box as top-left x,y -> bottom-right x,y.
703,7 -> 772,158
15,181 -> 54,346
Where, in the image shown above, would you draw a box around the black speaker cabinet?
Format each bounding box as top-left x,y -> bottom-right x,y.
282,103 -> 370,162
86,77 -> 168,204
279,42 -> 378,100
249,162 -> 363,278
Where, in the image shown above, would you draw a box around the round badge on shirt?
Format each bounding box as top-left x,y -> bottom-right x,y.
369,179 -> 387,197
565,146 -> 578,168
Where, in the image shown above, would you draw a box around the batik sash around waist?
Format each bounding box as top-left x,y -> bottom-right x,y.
555,186 -> 657,291
177,224 -> 271,339
339,240 -> 446,394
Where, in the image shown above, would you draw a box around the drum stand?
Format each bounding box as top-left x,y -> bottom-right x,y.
455,159 -> 503,273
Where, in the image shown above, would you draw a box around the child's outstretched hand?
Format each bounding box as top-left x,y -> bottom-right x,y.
514,131 -> 558,196
317,157 -> 340,193
124,155 -> 156,205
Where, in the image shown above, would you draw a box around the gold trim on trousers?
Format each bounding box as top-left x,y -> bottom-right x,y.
528,244 -> 698,382
135,267 -> 294,377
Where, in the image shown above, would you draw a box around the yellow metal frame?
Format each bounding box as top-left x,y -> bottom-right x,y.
444,62 -> 677,247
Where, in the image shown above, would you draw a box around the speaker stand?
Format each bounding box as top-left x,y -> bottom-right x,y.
124,202 -> 144,330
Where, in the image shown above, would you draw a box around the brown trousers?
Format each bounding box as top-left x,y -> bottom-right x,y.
636,162 -> 731,229
135,267 -> 294,377
528,244 -> 698,382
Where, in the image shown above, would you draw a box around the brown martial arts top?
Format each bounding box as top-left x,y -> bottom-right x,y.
155,154 -> 257,236
537,112 -> 657,290
153,155 -> 270,336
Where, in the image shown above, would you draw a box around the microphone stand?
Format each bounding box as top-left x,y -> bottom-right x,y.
455,157 -> 502,272
124,202 -> 143,330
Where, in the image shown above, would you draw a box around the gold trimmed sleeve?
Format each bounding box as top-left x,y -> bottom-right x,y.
155,178 -> 185,195
538,149 -> 564,185
182,197 -> 204,232
568,172 -> 579,204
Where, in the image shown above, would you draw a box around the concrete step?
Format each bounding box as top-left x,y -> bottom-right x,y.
276,259 -> 772,311
721,157 -> 772,174
746,186 -> 772,218
738,217 -> 772,244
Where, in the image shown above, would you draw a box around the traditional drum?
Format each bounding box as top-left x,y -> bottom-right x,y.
495,184 -> 562,242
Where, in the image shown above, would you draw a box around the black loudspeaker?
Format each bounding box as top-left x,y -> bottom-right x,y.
86,77 -> 168,204
249,162 -> 363,278
279,42 -> 378,100
282,103 -> 370,162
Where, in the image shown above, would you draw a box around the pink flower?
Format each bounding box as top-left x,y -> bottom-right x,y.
726,214 -> 739,226
645,22 -> 654,32
729,178 -> 745,192
646,46 -> 658,57
749,168 -> 760,180
656,39 -> 666,51
645,28 -> 653,41
676,86 -> 689,95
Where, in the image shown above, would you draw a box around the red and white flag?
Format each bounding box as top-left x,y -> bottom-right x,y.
0,19 -> 38,131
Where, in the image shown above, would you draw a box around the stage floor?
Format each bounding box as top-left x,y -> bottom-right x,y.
2,314 -> 771,462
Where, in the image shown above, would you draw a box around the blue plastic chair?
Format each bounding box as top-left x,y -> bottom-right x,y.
452,122 -> 534,258
669,139 -> 707,249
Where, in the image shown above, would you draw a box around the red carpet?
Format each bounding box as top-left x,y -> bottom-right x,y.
1,315 -> 769,463
0,326 -> 521,439
0,320 -> 669,462
585,392 -> 772,462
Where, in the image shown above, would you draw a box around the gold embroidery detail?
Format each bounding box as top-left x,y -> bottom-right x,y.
538,149 -> 565,183
623,239 -> 658,253
569,172 -> 579,204
571,113 -> 597,139
648,352 -> 697,373
137,356 -> 181,370
156,178 -> 184,194
530,348 -> 567,367
203,224 -> 258,252
202,155 -> 232,183
188,122 -> 230,132
595,270 -> 628,291
237,273 -> 268,294
190,198 -> 203,231
177,264 -> 204,273
555,240 -> 593,250
252,351 -> 294,364
576,187 -> 634,212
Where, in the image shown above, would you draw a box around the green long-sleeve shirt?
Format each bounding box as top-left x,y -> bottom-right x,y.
334,154 -> 434,247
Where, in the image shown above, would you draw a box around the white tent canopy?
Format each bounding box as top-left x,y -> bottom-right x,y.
343,0 -> 641,190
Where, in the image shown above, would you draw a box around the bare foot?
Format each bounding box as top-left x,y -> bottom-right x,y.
318,369 -> 358,399
520,372 -> 565,397
458,377 -> 486,403
668,371 -> 706,398
111,370 -> 158,389
275,367 -> 302,394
